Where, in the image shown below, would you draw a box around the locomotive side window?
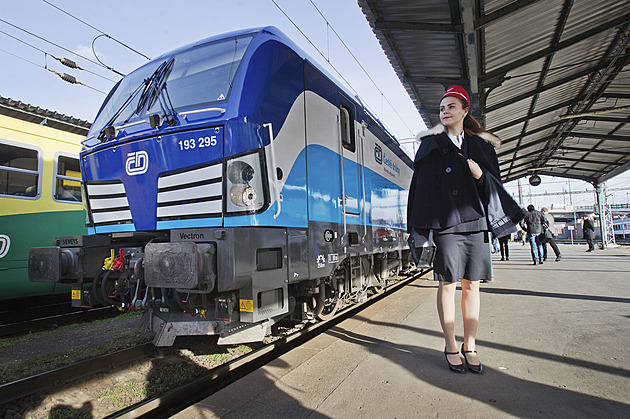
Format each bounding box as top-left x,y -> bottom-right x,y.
0,142 -> 39,198
340,103 -> 356,152
55,155 -> 82,202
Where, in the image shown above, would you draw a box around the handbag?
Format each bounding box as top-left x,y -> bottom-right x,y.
407,228 -> 436,268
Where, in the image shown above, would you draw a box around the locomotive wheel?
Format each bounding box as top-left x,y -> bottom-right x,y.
371,277 -> 385,295
365,257 -> 384,295
315,283 -> 340,321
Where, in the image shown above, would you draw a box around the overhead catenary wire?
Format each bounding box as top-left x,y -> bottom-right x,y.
0,17 -> 125,77
306,0 -> 414,136
42,0 -> 151,61
0,47 -> 107,94
271,0 -> 415,137
0,28 -> 116,82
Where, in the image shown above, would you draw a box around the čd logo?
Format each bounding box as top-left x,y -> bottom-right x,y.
125,151 -> 149,176
0,234 -> 10,258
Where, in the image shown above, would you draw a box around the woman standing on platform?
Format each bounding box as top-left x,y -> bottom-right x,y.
407,86 -> 502,374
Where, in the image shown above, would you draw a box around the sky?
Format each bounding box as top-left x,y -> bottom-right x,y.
1,0 -> 628,210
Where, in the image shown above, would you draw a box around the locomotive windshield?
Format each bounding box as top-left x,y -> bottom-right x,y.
89,34 -> 254,136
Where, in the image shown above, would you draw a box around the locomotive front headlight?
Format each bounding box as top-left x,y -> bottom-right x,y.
225,151 -> 267,214
229,184 -> 257,207
227,161 -> 255,184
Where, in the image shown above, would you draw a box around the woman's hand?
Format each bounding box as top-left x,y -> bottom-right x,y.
467,159 -> 483,180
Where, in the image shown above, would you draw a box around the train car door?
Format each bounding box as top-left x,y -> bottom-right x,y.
338,101 -> 361,215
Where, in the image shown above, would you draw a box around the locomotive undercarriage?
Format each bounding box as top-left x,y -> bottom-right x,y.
29,224 -> 412,346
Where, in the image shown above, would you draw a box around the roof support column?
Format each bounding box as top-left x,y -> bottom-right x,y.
594,183 -> 616,249
460,0 -> 480,118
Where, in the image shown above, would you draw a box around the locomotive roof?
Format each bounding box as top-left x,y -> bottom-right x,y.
139,26 -> 411,165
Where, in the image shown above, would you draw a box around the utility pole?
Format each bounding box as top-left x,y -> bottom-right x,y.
596,182 -> 616,248
569,180 -> 577,240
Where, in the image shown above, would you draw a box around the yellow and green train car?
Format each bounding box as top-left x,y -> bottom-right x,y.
0,98 -> 90,303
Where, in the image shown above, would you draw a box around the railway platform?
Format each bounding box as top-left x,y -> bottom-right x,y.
175,243 -> 630,418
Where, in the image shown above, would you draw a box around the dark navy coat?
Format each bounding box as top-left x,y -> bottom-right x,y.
407,125 -> 501,232
583,218 -> 595,239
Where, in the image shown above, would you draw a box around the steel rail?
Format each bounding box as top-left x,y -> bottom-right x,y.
0,306 -> 120,338
109,269 -> 431,418
0,343 -> 156,405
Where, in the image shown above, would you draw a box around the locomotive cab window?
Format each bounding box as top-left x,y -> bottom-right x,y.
55,155 -> 82,202
0,142 -> 40,198
340,103 -> 355,153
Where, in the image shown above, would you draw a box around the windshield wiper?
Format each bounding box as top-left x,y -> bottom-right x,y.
134,58 -> 178,127
97,81 -> 146,141
98,58 -> 176,141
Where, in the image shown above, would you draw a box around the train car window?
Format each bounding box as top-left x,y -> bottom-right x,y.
55,156 -> 82,202
340,103 -> 356,153
0,142 -> 39,197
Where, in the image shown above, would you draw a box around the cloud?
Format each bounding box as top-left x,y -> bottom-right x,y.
74,44 -> 98,62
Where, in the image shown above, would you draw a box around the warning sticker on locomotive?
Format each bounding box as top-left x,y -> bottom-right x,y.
71,290 -> 81,300
239,299 -> 254,312
316,254 -> 326,268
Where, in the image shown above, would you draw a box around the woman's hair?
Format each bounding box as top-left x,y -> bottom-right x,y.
454,97 -> 484,135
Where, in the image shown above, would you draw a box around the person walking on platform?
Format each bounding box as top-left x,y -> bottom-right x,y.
407,85 -> 507,375
540,207 -> 561,261
498,235 -> 510,261
583,214 -> 596,252
521,204 -> 545,265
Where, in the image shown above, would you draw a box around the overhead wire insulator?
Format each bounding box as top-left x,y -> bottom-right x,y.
53,55 -> 83,70
49,68 -> 81,85
59,72 -> 78,84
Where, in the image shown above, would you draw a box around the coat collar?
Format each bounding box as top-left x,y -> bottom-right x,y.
416,124 -> 501,148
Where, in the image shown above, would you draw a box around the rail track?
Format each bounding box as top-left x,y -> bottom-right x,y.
0,295 -> 71,324
0,269 -> 430,417
0,306 -> 121,338
0,343 -> 157,406
111,269 -> 429,418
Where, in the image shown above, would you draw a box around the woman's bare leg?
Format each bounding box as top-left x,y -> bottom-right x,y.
461,278 -> 480,364
437,281 -> 460,364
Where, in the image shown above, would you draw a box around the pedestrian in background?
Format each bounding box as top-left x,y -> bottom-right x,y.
521,204 -> 545,265
519,227 -> 526,245
498,234 -> 510,261
540,207 -> 561,261
490,233 -> 500,253
583,214 -> 596,252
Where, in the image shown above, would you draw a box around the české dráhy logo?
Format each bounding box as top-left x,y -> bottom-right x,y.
0,234 -> 10,258
125,151 -> 149,175
374,144 -> 383,164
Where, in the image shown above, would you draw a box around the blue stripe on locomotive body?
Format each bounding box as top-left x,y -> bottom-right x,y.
81,26 -> 412,235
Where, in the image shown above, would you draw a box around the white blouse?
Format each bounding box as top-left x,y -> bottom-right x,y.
447,131 -> 465,149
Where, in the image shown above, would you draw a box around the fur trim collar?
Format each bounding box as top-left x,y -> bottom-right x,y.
477,131 -> 501,147
416,124 -> 501,147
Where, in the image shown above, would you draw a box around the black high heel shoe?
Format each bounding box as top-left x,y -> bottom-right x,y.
461,344 -> 483,374
444,349 -> 466,373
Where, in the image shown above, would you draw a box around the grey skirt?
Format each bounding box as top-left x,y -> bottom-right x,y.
432,231 -> 491,282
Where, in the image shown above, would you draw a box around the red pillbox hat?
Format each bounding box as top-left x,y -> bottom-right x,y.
442,85 -> 470,107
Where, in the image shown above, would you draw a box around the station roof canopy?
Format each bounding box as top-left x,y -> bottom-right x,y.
358,0 -> 630,184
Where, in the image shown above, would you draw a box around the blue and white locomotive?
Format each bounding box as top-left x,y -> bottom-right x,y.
29,27 -> 415,345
